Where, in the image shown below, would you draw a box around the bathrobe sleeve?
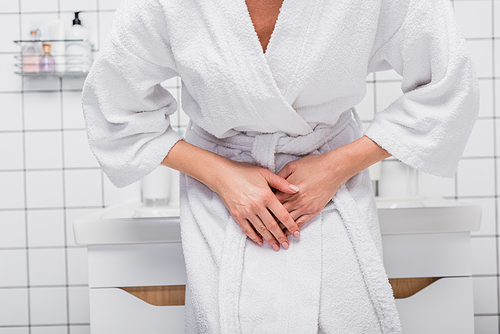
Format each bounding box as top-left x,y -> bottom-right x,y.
81,0 -> 183,188
365,0 -> 479,177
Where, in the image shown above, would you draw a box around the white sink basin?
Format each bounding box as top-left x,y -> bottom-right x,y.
74,197 -> 481,245
376,197 -> 481,235
74,202 -> 181,245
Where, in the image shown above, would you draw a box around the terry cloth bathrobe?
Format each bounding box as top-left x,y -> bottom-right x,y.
82,0 -> 479,332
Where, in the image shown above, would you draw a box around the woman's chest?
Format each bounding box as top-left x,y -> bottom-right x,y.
244,0 -> 284,53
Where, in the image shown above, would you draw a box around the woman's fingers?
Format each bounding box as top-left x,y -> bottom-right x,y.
264,169 -> 299,194
266,195 -> 301,239
256,209 -> 290,250
283,214 -> 310,237
276,162 -> 294,180
232,215 -> 263,246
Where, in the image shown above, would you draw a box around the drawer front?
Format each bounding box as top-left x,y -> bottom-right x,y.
90,287 -> 185,334
382,232 -> 472,278
395,277 -> 474,334
88,243 -> 186,288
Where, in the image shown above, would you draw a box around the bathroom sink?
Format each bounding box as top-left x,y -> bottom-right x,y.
74,197 -> 481,245
73,202 -> 181,245
376,197 -> 481,235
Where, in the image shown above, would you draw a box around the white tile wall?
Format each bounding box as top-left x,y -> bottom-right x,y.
0,211 -> 26,248
473,276 -> 499,314
98,0 -> 122,11
30,327 -> 67,334
27,210 -> 65,247
61,91 -> 85,129
457,159 -> 496,197
63,169 -> 102,207
0,328 -> 30,334
29,287 -> 67,325
0,132 -> 24,170
472,237 -> 498,276
469,40 -> 493,78
0,250 -> 28,286
0,172 -> 25,209
25,131 -> 63,169
59,0 -> 97,12
454,1 -> 492,38
25,170 -> 64,208
1,0 -> 20,13
0,55 -> 22,92
0,14 -> 21,53
0,288 -> 29,326
67,247 -> 88,285
479,80 -> 494,117
28,248 -> 66,286
0,93 -> 23,131
463,119 -> 494,157
475,316 -> 500,334
0,0 -> 496,333
19,0 -> 58,13
469,198 -> 496,236
67,287 -> 90,324
63,130 -> 99,168
23,92 -> 61,130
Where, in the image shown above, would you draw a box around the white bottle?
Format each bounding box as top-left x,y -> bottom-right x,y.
65,12 -> 91,72
48,19 -> 66,73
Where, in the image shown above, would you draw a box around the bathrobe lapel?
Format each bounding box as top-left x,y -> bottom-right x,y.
207,0 -> 316,135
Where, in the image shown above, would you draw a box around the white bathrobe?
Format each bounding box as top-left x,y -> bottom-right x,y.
82,0 -> 479,332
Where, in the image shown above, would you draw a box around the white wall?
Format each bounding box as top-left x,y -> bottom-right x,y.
0,0 -> 496,333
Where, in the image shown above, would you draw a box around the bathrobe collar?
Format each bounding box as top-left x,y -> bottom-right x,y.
211,0 -> 316,135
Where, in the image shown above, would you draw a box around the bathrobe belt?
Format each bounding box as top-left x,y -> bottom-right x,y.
191,108 -> 358,173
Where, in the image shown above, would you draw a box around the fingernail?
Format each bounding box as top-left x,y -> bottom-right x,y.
289,184 -> 300,192
272,244 -> 280,252
293,231 -> 300,238
257,241 -> 263,246
282,242 -> 289,250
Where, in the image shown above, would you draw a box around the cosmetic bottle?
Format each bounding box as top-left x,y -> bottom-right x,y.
40,43 -> 56,72
66,12 -> 91,72
48,19 -> 65,72
22,30 -> 42,73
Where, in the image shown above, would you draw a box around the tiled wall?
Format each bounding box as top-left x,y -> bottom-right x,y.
0,0 -> 495,333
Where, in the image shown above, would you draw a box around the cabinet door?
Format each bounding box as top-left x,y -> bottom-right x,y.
90,288 -> 185,334
395,277 -> 474,334
88,243 -> 187,288
382,233 -> 472,278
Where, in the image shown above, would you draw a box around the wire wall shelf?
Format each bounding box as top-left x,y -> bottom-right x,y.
14,39 -> 94,78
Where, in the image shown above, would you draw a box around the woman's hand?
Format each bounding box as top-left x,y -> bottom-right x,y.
162,140 -> 301,251
275,136 -> 392,235
209,159 -> 301,251
275,153 -> 346,235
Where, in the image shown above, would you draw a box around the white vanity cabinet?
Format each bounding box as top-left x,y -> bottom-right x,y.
75,203 -> 187,334
379,199 -> 481,334
88,243 -> 186,334
74,199 -> 480,334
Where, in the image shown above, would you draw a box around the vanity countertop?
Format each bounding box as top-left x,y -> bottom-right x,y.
74,197 -> 481,245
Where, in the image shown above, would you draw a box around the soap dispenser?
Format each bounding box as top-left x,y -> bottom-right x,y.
65,12 -> 91,72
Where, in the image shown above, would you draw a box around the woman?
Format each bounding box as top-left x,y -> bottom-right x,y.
82,0 -> 479,332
